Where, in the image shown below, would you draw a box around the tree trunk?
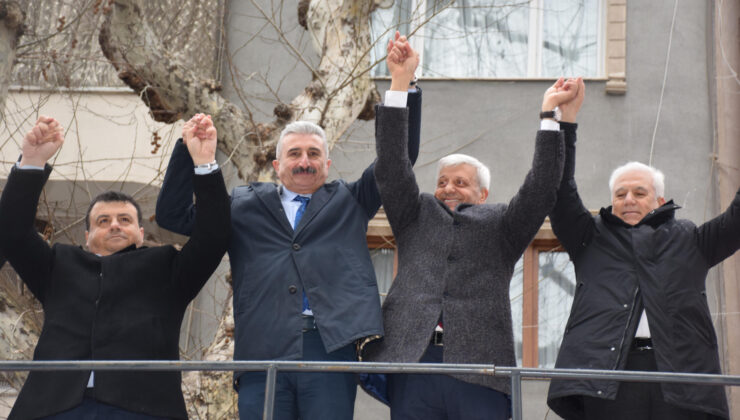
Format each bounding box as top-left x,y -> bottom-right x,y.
0,1 -> 24,119
99,0 -> 382,182
0,267 -> 43,394
0,0 -> 41,398
180,287 -> 238,419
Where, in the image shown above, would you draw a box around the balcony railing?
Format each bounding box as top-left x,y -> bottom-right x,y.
2,360 -> 739,420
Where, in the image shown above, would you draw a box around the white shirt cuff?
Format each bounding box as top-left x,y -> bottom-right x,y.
384,90 -> 408,108
194,164 -> 219,175
540,119 -> 560,131
15,162 -> 44,170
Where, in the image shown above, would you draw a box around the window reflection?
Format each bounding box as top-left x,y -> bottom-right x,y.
371,0 -> 603,78
538,251 -> 575,367
371,248 -> 396,304
510,257 -> 525,366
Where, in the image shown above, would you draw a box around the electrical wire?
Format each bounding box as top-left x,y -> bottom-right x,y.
648,0 -> 679,167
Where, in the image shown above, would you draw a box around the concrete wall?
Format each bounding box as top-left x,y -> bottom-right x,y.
714,0 -> 740,415
0,90 -> 183,185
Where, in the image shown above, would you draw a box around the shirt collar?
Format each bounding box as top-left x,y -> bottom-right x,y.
281,186 -> 312,201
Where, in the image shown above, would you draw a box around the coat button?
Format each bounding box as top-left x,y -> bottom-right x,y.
292,243 -> 301,250
447,255 -> 455,262
597,390 -> 603,395
623,304 -> 628,308
610,347 -> 616,351
288,285 -> 297,294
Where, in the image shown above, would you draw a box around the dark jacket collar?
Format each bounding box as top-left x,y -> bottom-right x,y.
434,197 -> 475,214
600,199 -> 680,228
84,243 -> 141,256
252,182 -> 338,236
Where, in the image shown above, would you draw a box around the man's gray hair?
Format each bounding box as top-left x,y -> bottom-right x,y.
437,154 -> 491,191
276,121 -> 329,158
608,161 -> 665,198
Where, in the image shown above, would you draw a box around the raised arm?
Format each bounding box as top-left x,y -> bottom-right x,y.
695,186 -> 740,267
501,78 -> 582,257
390,30 -> 422,165
546,78 -> 596,257
369,35 -> 422,230
169,114 -> 231,301
155,114 -> 217,236
351,32 -> 421,218
0,116 -> 65,300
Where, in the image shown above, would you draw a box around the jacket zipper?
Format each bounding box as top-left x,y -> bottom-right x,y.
613,285 -> 640,369
89,269 -> 103,393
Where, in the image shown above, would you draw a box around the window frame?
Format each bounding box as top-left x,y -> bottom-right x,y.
372,0 -> 628,93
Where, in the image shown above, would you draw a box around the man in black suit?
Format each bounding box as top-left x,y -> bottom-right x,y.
155,33 -> 421,420
0,115 -> 230,419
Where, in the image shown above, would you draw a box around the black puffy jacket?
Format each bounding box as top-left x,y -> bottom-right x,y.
546,123 -> 740,420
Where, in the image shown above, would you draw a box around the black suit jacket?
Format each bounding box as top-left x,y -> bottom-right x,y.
155,105 -> 416,381
0,165 -> 230,420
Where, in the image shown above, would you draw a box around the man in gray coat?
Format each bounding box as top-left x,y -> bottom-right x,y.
364,74 -> 582,419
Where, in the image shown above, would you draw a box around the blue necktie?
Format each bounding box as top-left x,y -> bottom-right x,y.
293,196 -> 311,312
293,195 -> 310,227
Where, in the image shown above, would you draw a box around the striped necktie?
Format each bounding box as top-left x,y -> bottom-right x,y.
293,195 -> 311,313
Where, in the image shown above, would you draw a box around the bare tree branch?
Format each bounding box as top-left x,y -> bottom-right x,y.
99,0 -> 386,183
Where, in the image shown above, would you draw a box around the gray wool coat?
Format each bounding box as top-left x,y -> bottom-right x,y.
364,106 -> 565,395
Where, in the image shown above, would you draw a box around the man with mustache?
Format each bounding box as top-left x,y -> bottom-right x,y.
156,33 -> 422,419
0,115 -> 230,419
546,82 -> 739,419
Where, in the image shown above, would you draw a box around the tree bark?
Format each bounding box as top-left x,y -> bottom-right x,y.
0,1 -> 24,117
100,0 -> 383,182
0,1 -> 40,395
0,268 -> 43,393
180,288 -> 238,419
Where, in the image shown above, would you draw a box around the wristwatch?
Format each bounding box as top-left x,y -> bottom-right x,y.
539,106 -> 561,121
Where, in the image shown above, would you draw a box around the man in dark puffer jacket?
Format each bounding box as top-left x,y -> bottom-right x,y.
547,81 -> 739,420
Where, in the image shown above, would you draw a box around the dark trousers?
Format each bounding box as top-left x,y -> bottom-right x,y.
237,329 -> 357,420
582,348 -> 710,420
387,344 -> 510,420
39,397 -> 172,420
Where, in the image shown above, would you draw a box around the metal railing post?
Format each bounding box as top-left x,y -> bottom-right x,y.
510,371 -> 522,420
263,364 -> 278,420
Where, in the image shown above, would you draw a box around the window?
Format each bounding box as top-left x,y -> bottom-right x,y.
371,248 -> 396,305
372,0 -> 606,79
511,245 -> 576,368
537,251 -> 576,367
